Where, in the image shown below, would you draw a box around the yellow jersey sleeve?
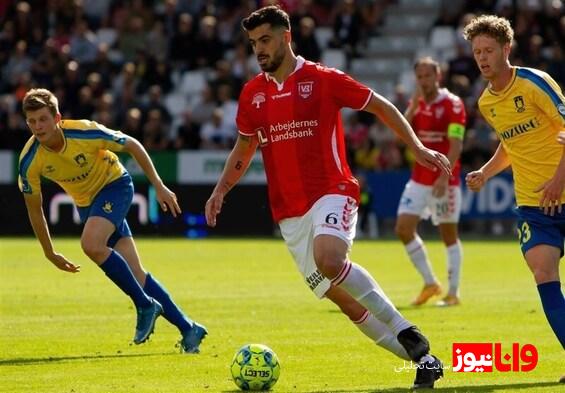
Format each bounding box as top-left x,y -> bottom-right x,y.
18,137 -> 42,195
517,68 -> 565,130
60,119 -> 128,152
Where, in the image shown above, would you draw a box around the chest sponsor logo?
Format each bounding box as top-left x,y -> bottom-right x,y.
499,117 -> 540,140
256,127 -> 268,146
298,81 -> 314,99
513,96 -> 525,113
252,92 -> 266,109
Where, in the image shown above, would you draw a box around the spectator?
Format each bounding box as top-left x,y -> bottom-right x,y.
175,110 -> 201,150
293,16 -> 321,62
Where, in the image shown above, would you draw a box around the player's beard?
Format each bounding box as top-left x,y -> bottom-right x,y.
258,44 -> 286,73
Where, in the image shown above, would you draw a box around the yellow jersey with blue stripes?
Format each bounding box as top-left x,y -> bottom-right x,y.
478,67 -> 565,206
18,119 -> 128,207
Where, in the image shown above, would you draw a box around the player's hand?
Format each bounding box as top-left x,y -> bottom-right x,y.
155,184 -> 181,217
557,131 -> 565,145
466,170 -> 486,192
432,175 -> 448,198
414,147 -> 451,177
46,252 -> 81,273
205,191 -> 224,227
534,175 -> 565,216
411,85 -> 423,102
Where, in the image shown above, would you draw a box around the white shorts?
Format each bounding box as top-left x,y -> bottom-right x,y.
279,194 -> 358,299
397,180 -> 462,225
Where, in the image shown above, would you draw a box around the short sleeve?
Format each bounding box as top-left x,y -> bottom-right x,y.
18,140 -> 41,195
325,68 -> 372,110
92,122 -> 128,151
528,72 -> 565,129
236,85 -> 256,136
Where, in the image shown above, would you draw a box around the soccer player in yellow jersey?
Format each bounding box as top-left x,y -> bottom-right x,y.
463,15 -> 565,380
18,88 -> 207,352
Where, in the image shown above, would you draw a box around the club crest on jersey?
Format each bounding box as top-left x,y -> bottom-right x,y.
513,96 -> 525,113
74,153 -> 87,167
435,107 -> 445,119
298,81 -> 314,98
252,92 -> 266,109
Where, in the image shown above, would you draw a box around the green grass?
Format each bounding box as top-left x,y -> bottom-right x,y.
0,238 -> 562,392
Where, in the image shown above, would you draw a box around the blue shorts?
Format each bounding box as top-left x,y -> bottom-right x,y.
78,173 -> 133,247
514,206 -> 565,257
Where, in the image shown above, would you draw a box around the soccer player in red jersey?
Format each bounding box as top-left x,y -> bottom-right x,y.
395,57 -> 466,307
205,6 -> 450,389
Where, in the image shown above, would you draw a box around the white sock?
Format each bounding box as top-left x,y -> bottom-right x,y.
405,236 -> 437,285
446,240 -> 463,296
333,261 -> 412,335
353,311 -> 410,360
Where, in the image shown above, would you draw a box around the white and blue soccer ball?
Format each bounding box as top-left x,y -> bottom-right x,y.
230,344 -> 281,391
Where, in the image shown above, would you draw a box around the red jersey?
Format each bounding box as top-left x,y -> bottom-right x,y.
237,56 -> 372,222
411,88 -> 466,186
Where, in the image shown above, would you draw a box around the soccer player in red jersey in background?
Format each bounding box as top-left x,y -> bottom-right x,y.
205,6 -> 450,389
395,57 -> 466,307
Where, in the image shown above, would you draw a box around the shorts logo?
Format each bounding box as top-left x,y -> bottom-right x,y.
298,81 -> 314,99
513,96 -> 525,113
252,92 -> 266,109
452,343 -> 538,372
102,201 -> 113,214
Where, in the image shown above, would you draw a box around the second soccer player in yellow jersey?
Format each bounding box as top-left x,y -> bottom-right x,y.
463,15 -> 565,383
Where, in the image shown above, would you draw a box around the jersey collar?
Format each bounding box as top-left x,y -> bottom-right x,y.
264,56 -> 306,90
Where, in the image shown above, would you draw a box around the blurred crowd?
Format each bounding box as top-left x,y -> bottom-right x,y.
0,0 -> 564,174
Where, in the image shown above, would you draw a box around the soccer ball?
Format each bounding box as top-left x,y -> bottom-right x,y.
230,344 -> 281,391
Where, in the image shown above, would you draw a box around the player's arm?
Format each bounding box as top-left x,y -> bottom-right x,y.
364,92 -> 451,175
465,142 -> 511,192
23,193 -> 80,273
533,145 -> 565,215
122,136 -> 181,217
433,134 -> 463,197
528,75 -> 565,215
205,134 -> 259,227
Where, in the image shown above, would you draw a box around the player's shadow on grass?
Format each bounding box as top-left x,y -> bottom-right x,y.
301,381 -> 560,392
0,352 -> 176,366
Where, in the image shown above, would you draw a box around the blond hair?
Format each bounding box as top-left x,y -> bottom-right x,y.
462,15 -> 514,45
22,88 -> 59,117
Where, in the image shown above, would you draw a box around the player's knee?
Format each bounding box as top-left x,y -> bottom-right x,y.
315,251 -> 346,279
394,222 -> 413,242
531,267 -> 559,284
80,237 -> 107,262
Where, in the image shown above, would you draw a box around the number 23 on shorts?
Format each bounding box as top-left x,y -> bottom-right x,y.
517,221 -> 532,245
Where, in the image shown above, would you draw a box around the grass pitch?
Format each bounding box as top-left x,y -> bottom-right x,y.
0,238 -> 563,392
